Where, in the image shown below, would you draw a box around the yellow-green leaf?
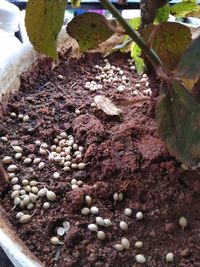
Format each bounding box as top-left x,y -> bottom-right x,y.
71,0 -> 81,8
135,57 -> 145,75
156,79 -> 200,166
171,2 -> 199,17
67,13 -> 113,53
142,22 -> 192,72
25,0 -> 66,59
154,3 -> 170,23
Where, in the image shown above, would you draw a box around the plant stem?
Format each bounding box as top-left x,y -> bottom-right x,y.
99,0 -> 163,68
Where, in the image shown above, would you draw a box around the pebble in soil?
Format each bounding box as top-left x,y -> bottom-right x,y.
0,52 -> 199,267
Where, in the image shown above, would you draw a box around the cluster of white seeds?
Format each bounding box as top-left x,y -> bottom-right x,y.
50,221 -> 70,245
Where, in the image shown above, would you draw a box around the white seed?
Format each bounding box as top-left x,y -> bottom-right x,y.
7,165 -> 18,172
179,216 -> 187,229
1,136 -> 8,142
81,207 -> 90,215
12,146 -> 22,153
14,197 -> 20,206
31,186 -> 38,194
53,172 -> 60,179
97,231 -> 106,240
85,195 -> 92,205
23,196 -> 30,206
135,241 -> 143,248
57,227 -> 66,236
79,146 -> 84,152
71,163 -> 78,169
166,252 -> 174,262
64,161 -> 71,167
77,163 -> 85,170
27,203 -> 34,210
60,132 -> 67,138
22,179 -> 29,186
20,200 -> 25,209
18,114 -> 23,119
9,173 -> 15,178
71,184 -> 79,190
15,153 -> 22,159
104,219 -> 112,227
75,109 -> 81,115
124,208 -> 132,216
135,83 -> 140,89
118,193 -> 123,201
46,190 -> 56,201
43,202 -> 50,210
57,74 -> 63,80
113,193 -> 119,201
11,177 -> 19,184
50,236 -> 61,245
16,212 -> 24,219
40,143 -> 48,149
48,154 -> 54,162
114,244 -> 124,252
119,221 -> 128,231
29,193 -> 38,203
54,156 -> 62,163
90,206 -> 99,214
95,217 -> 105,226
10,112 -> 17,118
39,148 -> 46,155
20,189 -> 26,195
38,162 -> 45,170
135,254 -> 146,264
88,224 -> 98,232
33,158 -> 41,164
63,166 -> 71,172
63,221 -> 70,232
3,156 -> 12,164
23,115 -> 30,122
19,214 -> 32,224
91,102 -> 96,108
11,190 -> 20,199
12,184 -> 21,191
121,237 -> 130,249
24,185 -> 31,192
136,211 -> 144,220
35,140 -> 41,146
29,180 -> 38,186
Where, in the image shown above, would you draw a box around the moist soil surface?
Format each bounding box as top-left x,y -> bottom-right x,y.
0,52 -> 200,267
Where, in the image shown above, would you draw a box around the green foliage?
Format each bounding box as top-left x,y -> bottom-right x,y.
25,0 -> 66,59
177,35 -> 200,79
171,2 -> 199,17
130,42 -> 145,75
71,0 -> 81,8
67,12 -> 113,52
129,17 -> 141,31
156,79 -> 200,166
142,22 -> 192,72
154,3 -> 170,23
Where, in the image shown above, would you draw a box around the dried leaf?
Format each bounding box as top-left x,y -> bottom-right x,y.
67,13 -> 113,52
94,95 -> 122,116
156,79 -> 200,166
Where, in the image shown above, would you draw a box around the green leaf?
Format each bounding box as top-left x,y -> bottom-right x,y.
130,42 -> 141,58
154,3 -> 170,23
129,17 -> 141,31
156,79 -> 200,166
135,57 -> 145,75
142,22 -> 192,72
177,35 -> 200,79
71,0 -> 81,8
25,0 -> 66,59
171,2 -> 199,17
67,13 -> 113,53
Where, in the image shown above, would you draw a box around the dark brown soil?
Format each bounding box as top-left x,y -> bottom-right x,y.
0,52 -> 200,267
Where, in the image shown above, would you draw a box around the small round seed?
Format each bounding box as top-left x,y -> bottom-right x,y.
40,143 -> 48,149
97,231 -> 106,240
96,217 -> 104,226
43,202 -> 50,210
85,195 -> 92,205
22,179 -> 29,186
72,143 -> 78,150
79,146 -> 84,152
39,148 -> 47,155
19,214 -> 32,224
113,193 -> 119,201
10,112 -> 17,118
136,211 -> 144,220
90,206 -> 99,214
7,165 -> 18,173
11,177 -> 19,184
104,219 -> 112,227
114,244 -> 124,252
9,173 -> 15,178
124,208 -> 132,216
57,227 -> 66,236
24,185 -> 31,192
118,193 -> 123,201
33,158 -> 41,164
38,162 -> 45,170
119,221 -> 128,231
1,137 -> 8,142
121,237 -> 130,249
71,184 -> 79,190
135,254 -> 146,264
179,216 -> 187,229
77,180 -> 83,187
27,203 -> 34,210
88,224 -> 98,232
54,156 -> 62,163
3,156 -> 12,164
31,186 -> 38,194
14,197 -> 21,206
35,140 -> 41,146
20,190 -> 26,195
12,146 -> 22,153
50,236 -> 61,245
29,193 -> 38,203
81,207 -> 90,215
15,153 -> 22,159
58,74 -> 63,80
60,132 -> 67,138
53,172 -> 60,179
23,115 -> 30,122
71,179 -> 77,185
78,163 -> 85,170
11,190 -> 20,199
16,212 -> 24,219
71,163 -> 78,169
63,166 -> 71,172
166,252 -> 174,262
48,154 -> 54,162
46,190 -> 56,201
29,180 -> 38,186
23,196 -> 30,206
135,241 -> 143,249
12,184 -> 21,191
38,188 -> 47,197
63,221 -> 70,232
75,109 -> 81,115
